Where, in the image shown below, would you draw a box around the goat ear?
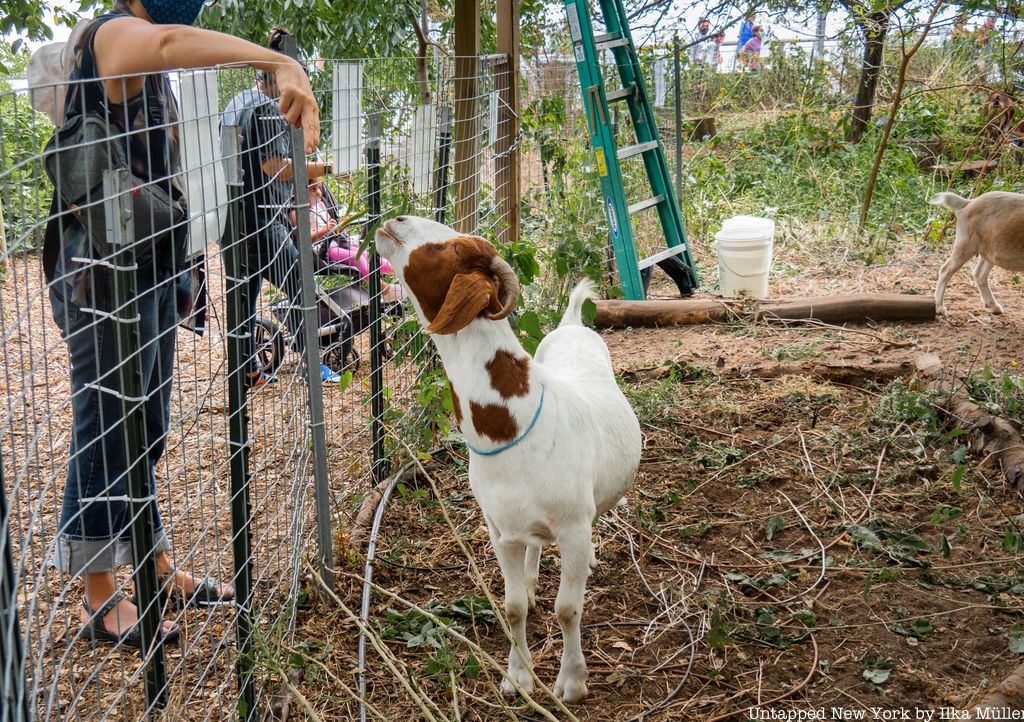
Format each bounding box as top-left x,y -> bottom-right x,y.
427,271 -> 497,335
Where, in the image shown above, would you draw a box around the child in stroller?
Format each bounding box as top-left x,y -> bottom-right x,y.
253,180 -> 402,379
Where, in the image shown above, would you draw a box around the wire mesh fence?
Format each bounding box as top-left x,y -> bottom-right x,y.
0,43 -> 510,720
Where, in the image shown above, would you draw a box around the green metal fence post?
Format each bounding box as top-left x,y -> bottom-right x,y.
220,126 -> 257,721
366,112 -> 388,486
104,168 -> 168,714
1,453 -> 28,722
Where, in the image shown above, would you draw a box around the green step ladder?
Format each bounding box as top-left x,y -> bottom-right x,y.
563,0 -> 699,301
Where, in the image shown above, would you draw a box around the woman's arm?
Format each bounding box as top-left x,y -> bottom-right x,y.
93,17 -> 318,152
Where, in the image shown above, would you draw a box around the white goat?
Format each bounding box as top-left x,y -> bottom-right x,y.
375,216 -> 642,703
931,191 -> 1024,315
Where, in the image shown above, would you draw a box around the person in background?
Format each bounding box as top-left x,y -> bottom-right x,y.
688,17 -> 715,67
738,11 -> 756,52
44,0 -> 318,649
740,25 -> 764,70
303,180 -> 404,302
976,15 -> 995,45
713,32 -> 726,69
951,15 -> 968,39
222,27 -> 343,388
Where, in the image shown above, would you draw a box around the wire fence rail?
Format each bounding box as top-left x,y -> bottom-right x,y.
0,46 -> 512,720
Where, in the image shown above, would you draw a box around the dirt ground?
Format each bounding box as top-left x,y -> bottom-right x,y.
4,220 -> 1023,719
289,228 -> 1024,721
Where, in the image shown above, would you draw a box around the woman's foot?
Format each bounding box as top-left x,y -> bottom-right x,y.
81,593 -> 178,641
155,554 -> 234,607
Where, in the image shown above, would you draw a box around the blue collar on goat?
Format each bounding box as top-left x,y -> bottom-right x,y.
464,385 -> 546,457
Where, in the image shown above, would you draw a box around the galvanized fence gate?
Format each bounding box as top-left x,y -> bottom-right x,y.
0,47 -> 514,720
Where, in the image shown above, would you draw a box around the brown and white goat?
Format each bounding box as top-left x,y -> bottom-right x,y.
931,191 -> 1024,314
375,216 -> 642,703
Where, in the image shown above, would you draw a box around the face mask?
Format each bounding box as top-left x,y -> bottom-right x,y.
139,0 -> 207,26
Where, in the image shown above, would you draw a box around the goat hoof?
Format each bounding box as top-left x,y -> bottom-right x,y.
988,304 -> 1005,315
500,667 -> 534,697
554,674 -> 588,704
527,588 -> 537,610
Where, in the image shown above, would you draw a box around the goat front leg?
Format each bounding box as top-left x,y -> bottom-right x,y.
553,526 -> 593,703
493,538 -> 534,696
973,257 -> 1004,314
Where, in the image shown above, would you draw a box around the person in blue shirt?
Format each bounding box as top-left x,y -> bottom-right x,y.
739,11 -> 757,50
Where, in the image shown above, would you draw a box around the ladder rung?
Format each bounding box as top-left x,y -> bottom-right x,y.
638,244 -> 690,271
606,86 -> 634,102
627,195 -> 664,215
616,140 -> 659,160
596,34 -> 629,51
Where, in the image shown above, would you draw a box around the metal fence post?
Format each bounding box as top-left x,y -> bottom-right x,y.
434,107 -> 453,225
1,454 -> 28,722
366,113 -> 388,486
103,168 -> 168,712
673,33 -> 682,206
281,36 -> 335,587
220,126 -> 257,721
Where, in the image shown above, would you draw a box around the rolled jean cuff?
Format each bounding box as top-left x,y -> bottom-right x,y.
52,531 -> 172,576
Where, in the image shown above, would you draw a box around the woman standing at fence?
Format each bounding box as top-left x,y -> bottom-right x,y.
44,0 -> 319,648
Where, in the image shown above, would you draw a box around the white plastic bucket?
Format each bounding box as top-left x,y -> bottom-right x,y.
722,215 -> 776,236
714,216 -> 775,299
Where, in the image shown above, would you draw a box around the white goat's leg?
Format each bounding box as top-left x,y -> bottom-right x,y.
553,527 -> 593,703
493,539 -> 534,696
524,544 -> 541,610
935,230 -> 973,315
973,257 -> 1003,314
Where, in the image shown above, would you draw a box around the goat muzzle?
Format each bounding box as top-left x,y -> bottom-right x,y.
487,257 -> 520,320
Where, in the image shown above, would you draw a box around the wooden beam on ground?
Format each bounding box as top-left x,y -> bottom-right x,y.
935,158 -> 999,176
453,0 -> 481,234
594,299 -> 739,328
967,659 -> 1024,719
593,294 -> 935,329
916,353 -> 1024,494
495,0 -> 521,247
756,293 -> 935,324
618,359 -> 918,386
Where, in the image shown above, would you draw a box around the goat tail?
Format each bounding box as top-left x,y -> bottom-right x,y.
929,192 -> 970,213
560,279 -> 597,328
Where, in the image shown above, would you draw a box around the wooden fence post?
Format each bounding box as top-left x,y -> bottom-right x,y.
495,0 -> 521,246
453,0 -> 481,233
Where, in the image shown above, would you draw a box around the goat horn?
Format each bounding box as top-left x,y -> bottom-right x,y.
486,256 -> 520,320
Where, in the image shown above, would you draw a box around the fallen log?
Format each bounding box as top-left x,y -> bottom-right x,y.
594,299 -> 739,329
593,294 -> 934,329
915,353 -> 1024,493
618,359 -> 917,387
347,460 -> 445,550
755,293 -> 935,324
967,659 -> 1024,720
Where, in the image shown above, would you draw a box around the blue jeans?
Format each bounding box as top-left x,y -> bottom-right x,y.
49,266 -> 175,575
246,222 -> 306,371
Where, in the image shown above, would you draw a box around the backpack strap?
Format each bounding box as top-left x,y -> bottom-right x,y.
63,13 -> 125,118
44,12 -> 126,283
